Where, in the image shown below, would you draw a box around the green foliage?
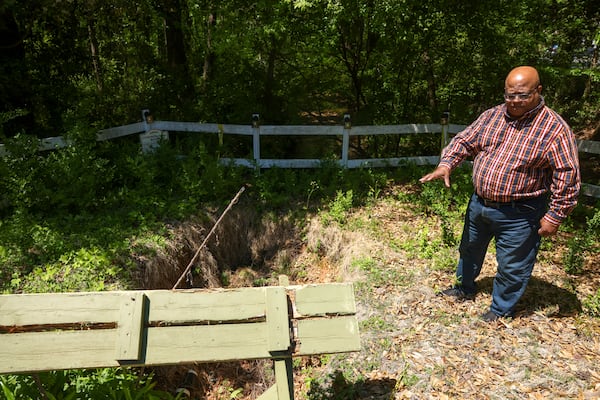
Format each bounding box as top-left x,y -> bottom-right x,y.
19,247 -> 120,293
417,167 -> 472,215
411,167 -> 472,248
563,208 -> 600,275
0,109 -> 29,136
0,134 -> 47,212
321,190 -> 353,226
0,369 -> 179,400
254,167 -> 310,208
584,289 -> 600,317
0,130 -> 424,293
0,134 -> 251,292
0,134 -> 113,215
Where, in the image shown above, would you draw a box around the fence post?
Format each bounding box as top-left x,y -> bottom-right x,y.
342,114 -> 351,168
440,111 -> 449,155
139,109 -> 168,153
252,113 -> 261,168
142,109 -> 151,132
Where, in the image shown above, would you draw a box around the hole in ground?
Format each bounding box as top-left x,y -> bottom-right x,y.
133,204 -> 302,398
135,205 -> 300,290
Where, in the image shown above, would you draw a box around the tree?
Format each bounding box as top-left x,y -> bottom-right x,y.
0,0 -> 598,138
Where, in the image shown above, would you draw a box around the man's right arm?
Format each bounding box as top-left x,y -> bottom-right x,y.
419,108 -> 491,187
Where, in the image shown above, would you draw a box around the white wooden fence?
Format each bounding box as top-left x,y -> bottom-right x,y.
1,111 -> 599,197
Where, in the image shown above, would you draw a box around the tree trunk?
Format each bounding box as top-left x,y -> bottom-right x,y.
202,11 -> 216,82
87,21 -> 103,92
264,36 -> 278,121
422,51 -> 439,120
163,0 -> 187,69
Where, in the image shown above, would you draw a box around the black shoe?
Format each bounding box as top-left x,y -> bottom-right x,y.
439,286 -> 475,301
481,311 -> 500,322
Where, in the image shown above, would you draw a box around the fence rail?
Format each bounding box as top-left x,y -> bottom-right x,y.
1,114 -> 599,197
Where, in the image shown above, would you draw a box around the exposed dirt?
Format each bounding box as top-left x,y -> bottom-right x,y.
141,183 -> 600,399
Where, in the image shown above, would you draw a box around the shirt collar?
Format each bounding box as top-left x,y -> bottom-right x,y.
503,96 -> 545,122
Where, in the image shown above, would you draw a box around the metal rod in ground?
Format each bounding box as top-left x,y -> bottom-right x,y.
172,185 -> 247,290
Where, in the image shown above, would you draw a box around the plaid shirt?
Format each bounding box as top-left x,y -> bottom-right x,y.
440,98 -> 580,225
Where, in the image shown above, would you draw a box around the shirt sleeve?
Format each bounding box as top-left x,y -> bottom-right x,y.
543,127 -> 581,225
438,112 -> 487,170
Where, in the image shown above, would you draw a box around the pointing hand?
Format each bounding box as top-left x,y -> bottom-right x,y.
419,166 -> 451,188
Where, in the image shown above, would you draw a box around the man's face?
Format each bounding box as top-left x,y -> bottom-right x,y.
504,82 -> 541,119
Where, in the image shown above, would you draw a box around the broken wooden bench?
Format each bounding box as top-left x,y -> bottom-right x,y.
0,281 -> 360,399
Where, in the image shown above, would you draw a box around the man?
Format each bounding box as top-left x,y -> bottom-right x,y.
419,66 -> 580,322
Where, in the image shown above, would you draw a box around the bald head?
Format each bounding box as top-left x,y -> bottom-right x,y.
504,66 -> 542,119
505,66 -> 540,89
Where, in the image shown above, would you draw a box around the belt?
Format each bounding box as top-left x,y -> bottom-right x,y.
476,194 -> 541,209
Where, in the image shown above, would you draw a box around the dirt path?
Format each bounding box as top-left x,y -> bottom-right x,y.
293,185 -> 600,399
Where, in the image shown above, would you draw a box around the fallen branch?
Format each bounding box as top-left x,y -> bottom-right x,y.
172,185 -> 247,290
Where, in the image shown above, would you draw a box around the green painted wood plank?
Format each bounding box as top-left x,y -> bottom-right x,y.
0,330 -> 119,374
295,316 -> 361,355
144,288 -> 268,323
257,385 -> 278,400
294,284 -> 356,316
143,324 -> 272,364
0,288 -> 270,328
1,322 -> 276,374
266,287 -> 290,352
0,292 -> 122,326
115,292 -> 145,361
274,358 -> 293,400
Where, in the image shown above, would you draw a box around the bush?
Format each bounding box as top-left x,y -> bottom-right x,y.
563,208 -> 600,275
0,369 -> 180,400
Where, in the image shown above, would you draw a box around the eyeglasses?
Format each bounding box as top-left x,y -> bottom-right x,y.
504,89 -> 537,101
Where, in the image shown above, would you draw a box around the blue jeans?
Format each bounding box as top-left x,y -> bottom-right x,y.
455,193 -> 546,316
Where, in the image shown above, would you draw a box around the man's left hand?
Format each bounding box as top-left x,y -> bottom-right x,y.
538,218 -> 559,237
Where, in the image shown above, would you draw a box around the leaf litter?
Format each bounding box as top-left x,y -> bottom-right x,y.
292,183 -> 600,400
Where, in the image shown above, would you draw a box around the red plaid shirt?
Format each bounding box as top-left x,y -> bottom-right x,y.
440,98 -> 580,225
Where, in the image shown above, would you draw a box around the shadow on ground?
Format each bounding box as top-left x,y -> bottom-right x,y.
306,370 -> 397,399
477,276 -> 582,317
